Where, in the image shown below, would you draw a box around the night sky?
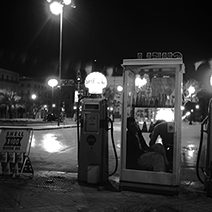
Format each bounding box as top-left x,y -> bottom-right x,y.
0,0 -> 212,80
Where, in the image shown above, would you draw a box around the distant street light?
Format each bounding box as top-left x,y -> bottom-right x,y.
48,78 -> 58,88
117,85 -> 123,92
188,85 -> 195,98
46,0 -> 75,126
31,94 -> 37,100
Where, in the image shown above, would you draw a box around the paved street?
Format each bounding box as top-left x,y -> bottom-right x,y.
0,120 -> 206,181
31,128 -> 78,173
29,121 -> 203,168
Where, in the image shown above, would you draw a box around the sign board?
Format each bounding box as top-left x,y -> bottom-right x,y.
0,128 -> 33,153
137,51 -> 183,59
84,72 -> 107,94
74,90 -> 79,103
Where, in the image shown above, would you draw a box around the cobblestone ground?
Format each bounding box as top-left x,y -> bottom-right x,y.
0,171 -> 212,212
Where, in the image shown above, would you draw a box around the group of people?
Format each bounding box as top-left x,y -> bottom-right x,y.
126,117 -> 174,172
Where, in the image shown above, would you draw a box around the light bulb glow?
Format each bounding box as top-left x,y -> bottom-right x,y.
49,1 -> 63,15
210,75 -> 212,87
117,85 -> 123,92
63,0 -> 72,5
48,78 -> 58,88
135,75 -> 147,88
85,72 -> 107,94
195,104 -> 200,109
188,86 -> 195,97
155,108 -> 174,122
31,94 -> 37,100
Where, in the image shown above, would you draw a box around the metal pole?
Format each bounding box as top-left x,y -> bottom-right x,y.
59,6 -> 63,82
57,6 -> 63,126
51,87 -> 54,113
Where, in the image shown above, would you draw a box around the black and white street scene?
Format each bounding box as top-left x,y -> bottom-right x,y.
1,1 -> 212,211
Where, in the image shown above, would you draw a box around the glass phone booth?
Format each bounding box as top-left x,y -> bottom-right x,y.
120,57 -> 184,194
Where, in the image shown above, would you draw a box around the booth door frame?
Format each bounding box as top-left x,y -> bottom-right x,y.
120,63 -> 183,187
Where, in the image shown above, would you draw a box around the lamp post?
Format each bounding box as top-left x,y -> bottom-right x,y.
31,94 -> 37,119
48,78 -> 58,113
46,0 -> 74,126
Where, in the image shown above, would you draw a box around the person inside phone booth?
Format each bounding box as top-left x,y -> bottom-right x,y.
149,120 -> 174,171
126,117 -> 167,171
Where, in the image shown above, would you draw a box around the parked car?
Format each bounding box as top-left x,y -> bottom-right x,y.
43,113 -> 65,122
43,113 -> 57,122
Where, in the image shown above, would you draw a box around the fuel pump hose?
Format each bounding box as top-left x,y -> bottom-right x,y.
196,116 -> 208,184
108,118 -> 119,177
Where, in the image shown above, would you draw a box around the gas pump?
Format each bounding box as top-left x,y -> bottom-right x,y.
78,97 -> 108,185
77,72 -> 118,186
196,98 -> 212,197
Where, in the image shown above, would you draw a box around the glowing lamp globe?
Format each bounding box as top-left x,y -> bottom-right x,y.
48,78 -> 58,88
49,1 -> 63,15
63,0 -> 72,5
85,72 -> 107,94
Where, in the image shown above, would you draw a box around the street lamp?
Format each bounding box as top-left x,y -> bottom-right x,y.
46,0 -> 74,125
48,78 -> 58,88
188,85 -> 195,98
31,94 -> 37,119
187,85 -> 196,125
48,78 -> 58,113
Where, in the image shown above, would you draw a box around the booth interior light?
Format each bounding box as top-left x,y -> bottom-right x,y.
155,108 -> 174,122
135,75 -> 147,88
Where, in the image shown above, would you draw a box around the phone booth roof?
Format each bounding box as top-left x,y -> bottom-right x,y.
122,58 -> 184,66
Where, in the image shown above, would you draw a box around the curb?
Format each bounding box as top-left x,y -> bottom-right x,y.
0,124 -> 77,131
33,124 -> 77,131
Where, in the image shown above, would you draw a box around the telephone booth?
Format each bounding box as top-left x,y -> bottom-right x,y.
120,57 -> 184,194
